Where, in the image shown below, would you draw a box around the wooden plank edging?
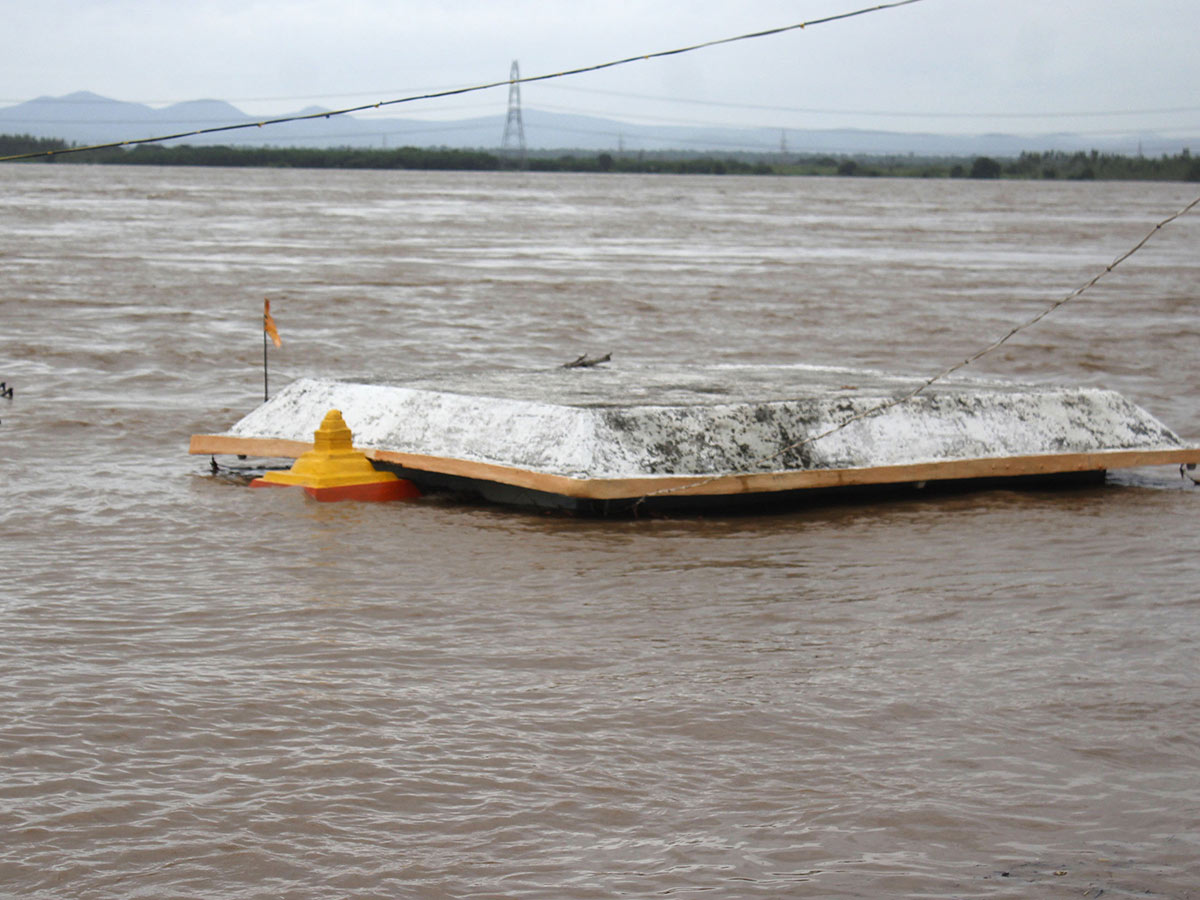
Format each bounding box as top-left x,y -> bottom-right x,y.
190,433 -> 1200,500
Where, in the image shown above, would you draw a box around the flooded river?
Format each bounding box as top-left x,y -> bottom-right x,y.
1,165 -> 1198,897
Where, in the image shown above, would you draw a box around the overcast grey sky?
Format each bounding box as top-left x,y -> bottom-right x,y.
4,0 -> 1199,139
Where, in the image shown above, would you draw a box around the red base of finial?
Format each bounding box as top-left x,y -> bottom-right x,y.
250,478 -> 421,502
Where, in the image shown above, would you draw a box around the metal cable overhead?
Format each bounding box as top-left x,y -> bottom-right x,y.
0,0 -> 924,163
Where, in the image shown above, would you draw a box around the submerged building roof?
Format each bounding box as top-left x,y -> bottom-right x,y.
192,364 -> 1199,505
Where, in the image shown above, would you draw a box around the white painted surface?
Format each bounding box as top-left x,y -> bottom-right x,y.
224,365 -> 1189,478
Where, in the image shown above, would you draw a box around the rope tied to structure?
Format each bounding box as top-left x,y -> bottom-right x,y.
633,191 -> 1200,509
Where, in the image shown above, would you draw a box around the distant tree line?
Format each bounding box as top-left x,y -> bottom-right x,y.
785,151 -> 1199,182
1002,149 -> 1200,182
0,133 -> 70,157
3,133 -> 1198,181
47,142 -> 772,176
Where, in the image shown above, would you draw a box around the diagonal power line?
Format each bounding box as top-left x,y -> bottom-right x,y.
0,0 -> 925,163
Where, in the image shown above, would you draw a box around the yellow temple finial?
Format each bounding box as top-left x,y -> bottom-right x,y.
250,409 -> 419,502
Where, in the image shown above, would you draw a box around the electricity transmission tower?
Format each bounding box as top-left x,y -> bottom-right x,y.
500,60 -> 527,169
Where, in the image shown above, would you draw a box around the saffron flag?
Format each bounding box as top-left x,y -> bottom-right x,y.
263,298 -> 282,348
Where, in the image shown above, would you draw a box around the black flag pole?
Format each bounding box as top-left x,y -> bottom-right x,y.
263,325 -> 269,402
262,298 -> 281,402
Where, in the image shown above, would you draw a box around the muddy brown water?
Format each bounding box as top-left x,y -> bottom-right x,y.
1,165 -> 1198,898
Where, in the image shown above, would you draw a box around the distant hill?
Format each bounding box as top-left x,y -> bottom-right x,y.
1,90 -> 1192,158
